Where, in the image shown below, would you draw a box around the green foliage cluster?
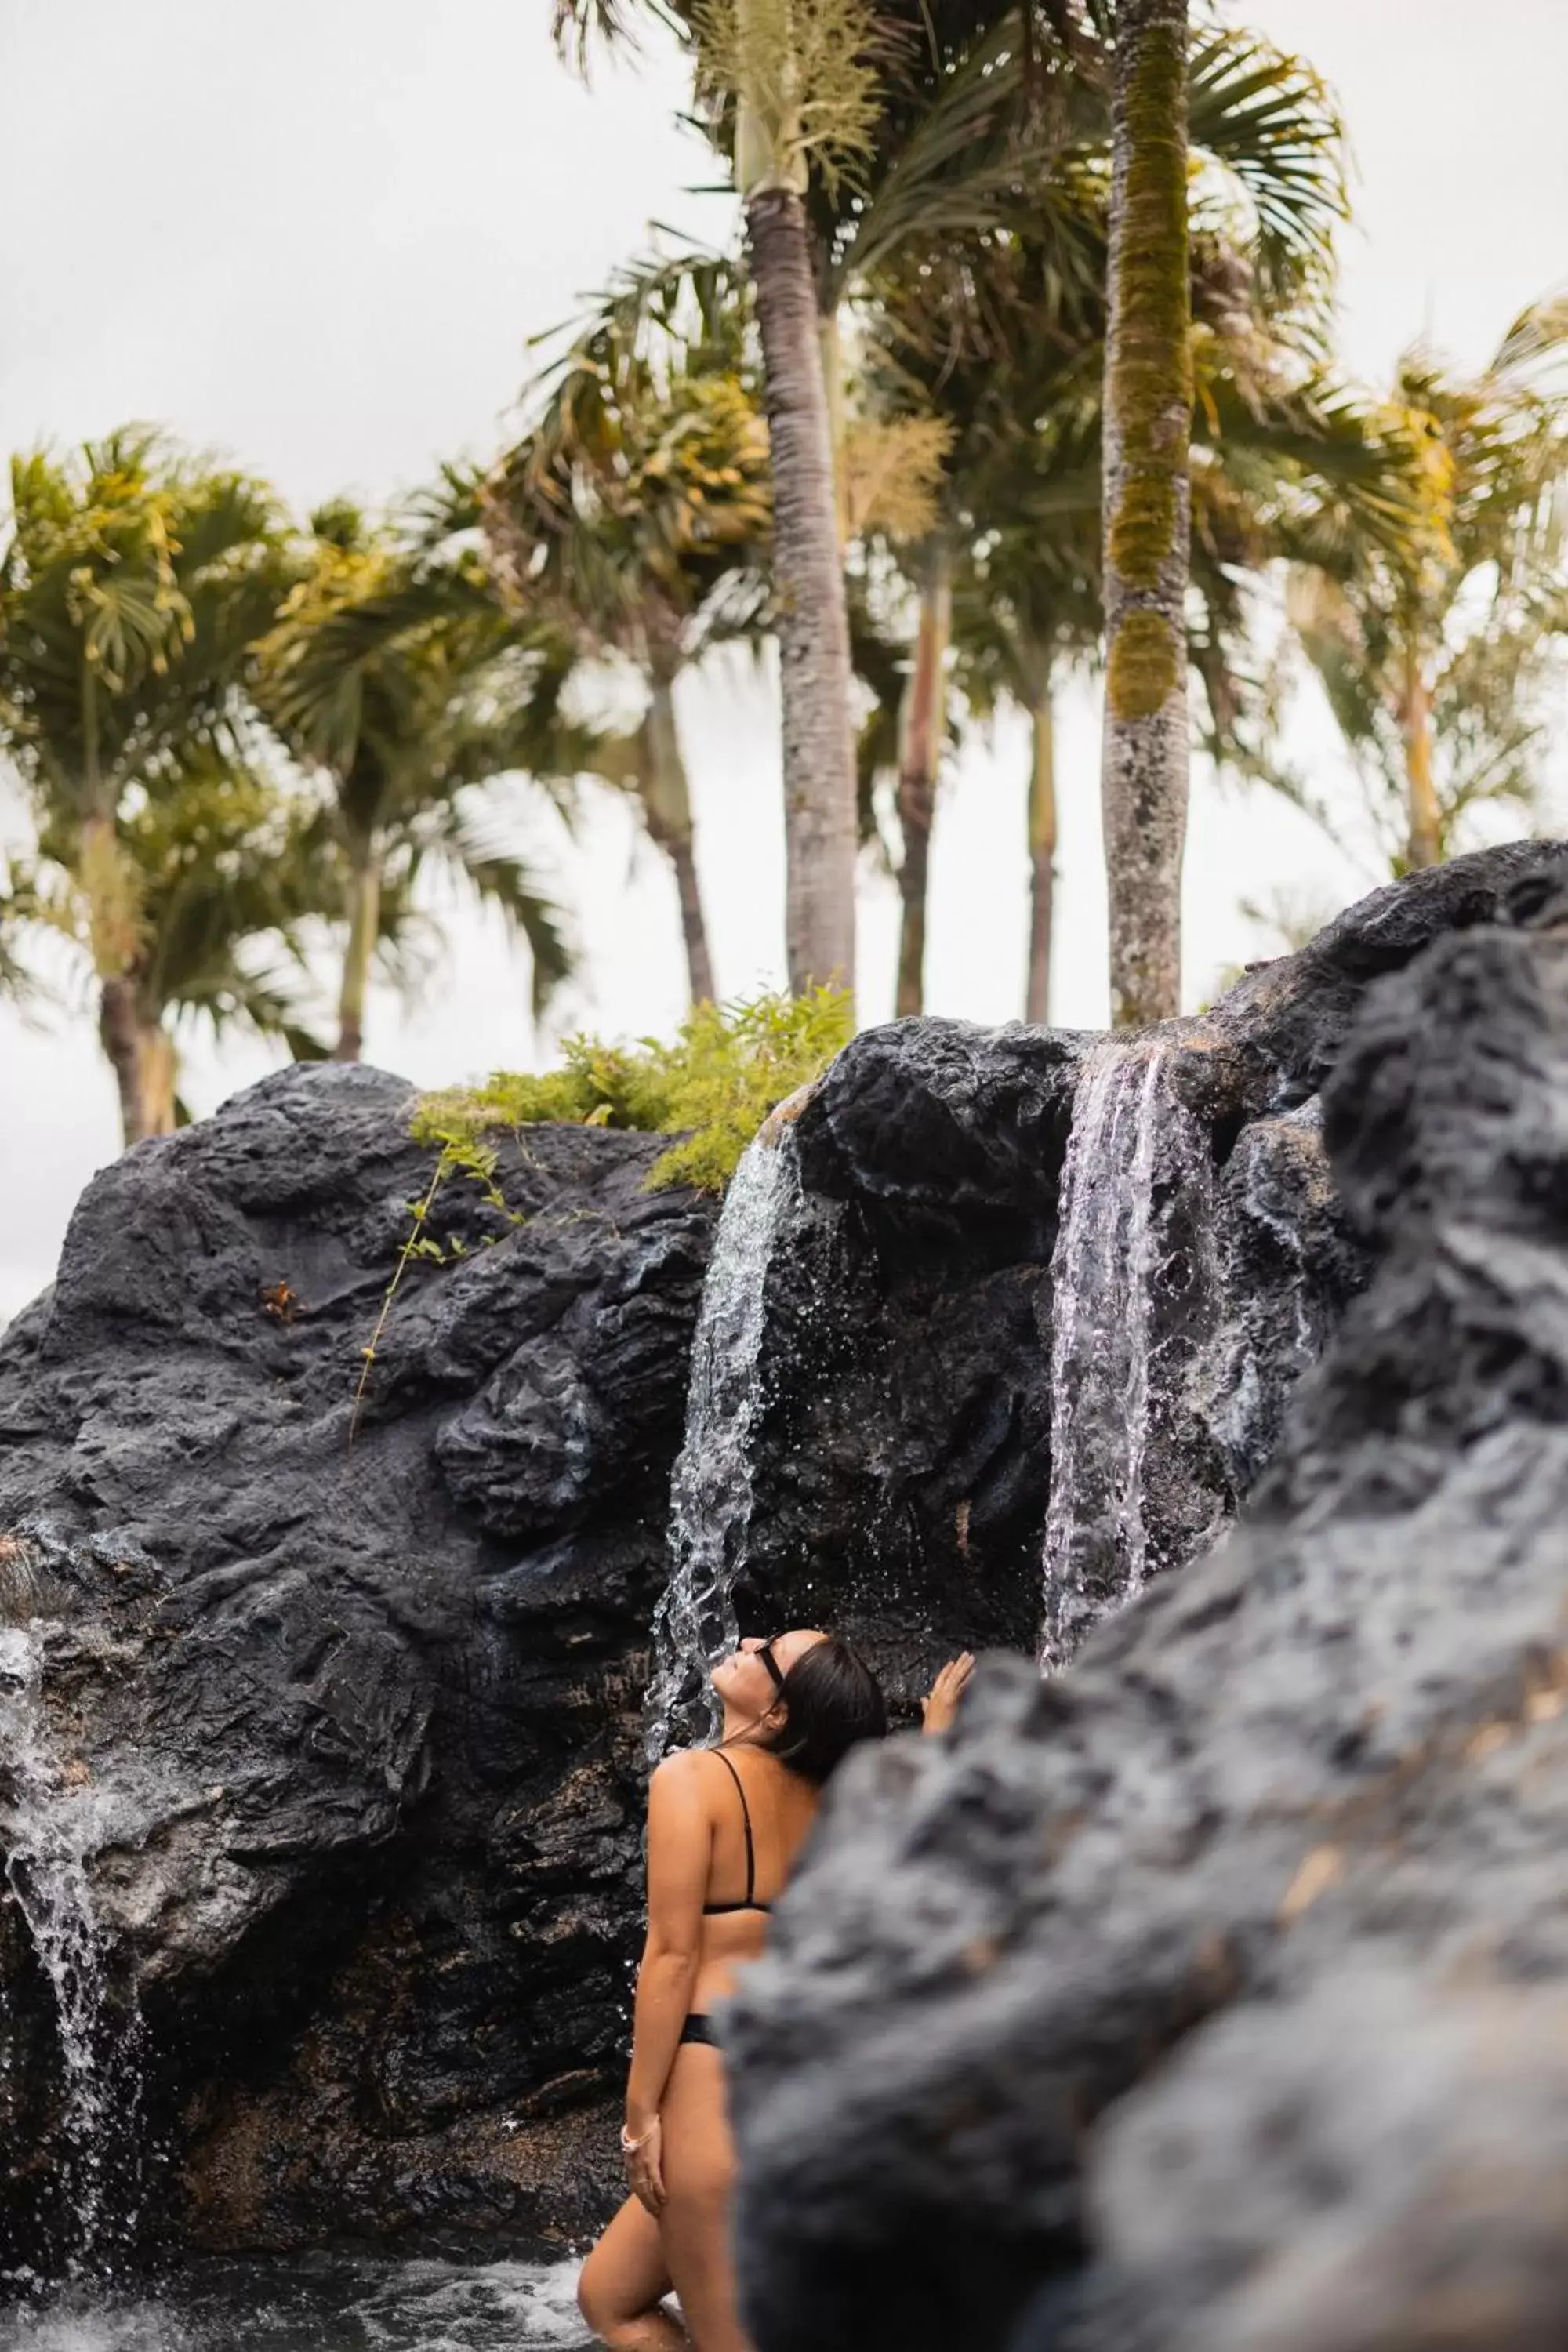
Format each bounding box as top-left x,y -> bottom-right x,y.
411,987 -> 852,1193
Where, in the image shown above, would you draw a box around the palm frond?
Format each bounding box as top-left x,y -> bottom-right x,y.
1492,292 -> 1568,387
1187,27 -> 1348,321
530,241 -> 750,394
550,0 -> 681,69
0,432 -> 289,823
826,13 -> 1104,308
405,796 -> 574,1014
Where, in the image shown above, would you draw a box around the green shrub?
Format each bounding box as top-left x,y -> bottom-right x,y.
410,987 -> 852,1192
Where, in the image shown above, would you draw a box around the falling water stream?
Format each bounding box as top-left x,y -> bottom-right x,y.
0,1599 -> 597,2341
0,2256 -> 592,2350
645,1051 -> 1215,1700
0,1618 -> 147,2278
644,1129 -> 801,1765
1040,1045 -> 1216,1668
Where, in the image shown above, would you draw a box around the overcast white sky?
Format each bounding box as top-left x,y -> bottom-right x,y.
2,0 -> 1566,1316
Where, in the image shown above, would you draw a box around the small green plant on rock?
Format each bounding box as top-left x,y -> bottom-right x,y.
350,1136 -> 525,1439
412,987 -> 852,1193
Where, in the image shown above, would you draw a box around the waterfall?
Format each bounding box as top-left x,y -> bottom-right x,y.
644,1131 -> 800,1766
0,1616 -> 144,2273
1040,1045 -> 1216,1668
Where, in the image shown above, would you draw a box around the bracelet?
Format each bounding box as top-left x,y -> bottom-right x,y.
620,2118 -> 659,2154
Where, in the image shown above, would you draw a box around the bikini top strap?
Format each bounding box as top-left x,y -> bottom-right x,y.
711,1748 -> 757,1907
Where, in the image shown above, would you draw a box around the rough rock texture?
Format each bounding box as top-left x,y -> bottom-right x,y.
733,844 -> 1564,1690
0,1069 -> 716,2266
0,840 -> 1562,2272
725,852 -> 1568,2352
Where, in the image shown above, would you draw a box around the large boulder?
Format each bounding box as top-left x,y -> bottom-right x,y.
724,858 -> 1568,2352
731,844 -> 1568,1688
0,1068 -> 715,2266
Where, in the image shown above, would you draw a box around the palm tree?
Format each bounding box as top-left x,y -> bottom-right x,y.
1287,299 -> 1568,871
691,0 -> 883,999
554,0 -> 880,1000
2,758 -> 327,1136
858,18 -> 1359,1020
882,540 -> 949,1016
485,264 -> 772,1006
256,503 -> 584,1062
553,0 -> 1097,1016
804,7 -> 1105,517
558,0 -> 982,1006
0,430 -> 292,1139
804,6 -> 1110,1018
1095,6 -> 1364,1023
786,2 -> 1107,1019
1098,0 -> 1192,1029
557,4 -> 1356,1021
953,513 -> 1103,1022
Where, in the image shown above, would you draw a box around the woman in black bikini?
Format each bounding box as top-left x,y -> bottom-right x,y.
578,1631 -> 974,2352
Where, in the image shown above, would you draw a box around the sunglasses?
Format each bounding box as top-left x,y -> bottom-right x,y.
755,1638 -> 786,1693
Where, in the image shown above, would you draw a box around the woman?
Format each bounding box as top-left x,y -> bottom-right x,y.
579,1634 -> 974,2352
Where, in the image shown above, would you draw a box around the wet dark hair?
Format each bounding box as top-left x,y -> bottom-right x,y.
759,1635 -> 888,1785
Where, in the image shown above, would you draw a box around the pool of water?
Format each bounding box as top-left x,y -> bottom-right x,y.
0,2256 -> 590,2352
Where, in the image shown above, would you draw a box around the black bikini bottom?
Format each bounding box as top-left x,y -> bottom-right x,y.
680,2013 -> 719,2049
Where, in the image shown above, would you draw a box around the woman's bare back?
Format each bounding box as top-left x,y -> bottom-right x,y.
690,1744 -> 819,2010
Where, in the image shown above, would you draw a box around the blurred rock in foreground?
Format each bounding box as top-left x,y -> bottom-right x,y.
727,851 -> 1568,2352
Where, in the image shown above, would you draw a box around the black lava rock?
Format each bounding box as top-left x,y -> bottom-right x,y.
724,864 -> 1568,2352
0,1066 -> 714,2265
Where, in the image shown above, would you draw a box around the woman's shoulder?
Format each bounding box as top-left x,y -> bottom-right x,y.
650,1746 -> 750,1839
651,1741 -> 771,1803
649,1746 -> 724,1801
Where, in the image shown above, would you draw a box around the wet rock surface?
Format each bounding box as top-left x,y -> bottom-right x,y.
0,1069 -> 715,2265
1,839 -> 1563,2272
734,846 -> 1568,1692
725,855 -> 1568,2352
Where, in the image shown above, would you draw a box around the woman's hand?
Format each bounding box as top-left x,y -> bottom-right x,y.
920,1653 -> 975,1735
623,2113 -> 666,2216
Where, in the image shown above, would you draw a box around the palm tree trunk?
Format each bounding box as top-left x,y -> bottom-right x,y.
140,1025 -> 178,1136
818,307 -> 850,550
1100,0 -> 1192,1030
79,808 -> 140,984
81,802 -> 167,1146
895,550 -> 952,1018
641,671 -> 717,1006
1025,686 -> 1058,1025
336,847 -> 382,1062
745,185 -> 858,1004
99,981 -> 176,1146
1402,653 -> 1442,869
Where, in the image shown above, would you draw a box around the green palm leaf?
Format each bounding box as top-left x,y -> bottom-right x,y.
1187,27 -> 1348,317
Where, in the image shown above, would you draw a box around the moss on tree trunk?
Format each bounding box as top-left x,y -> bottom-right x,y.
1100,0 -> 1192,1029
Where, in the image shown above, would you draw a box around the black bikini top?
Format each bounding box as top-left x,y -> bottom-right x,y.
702,1749 -> 773,1916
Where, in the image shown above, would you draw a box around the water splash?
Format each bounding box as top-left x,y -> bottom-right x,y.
0,2253 -> 591,2351
644,1131 -> 800,1765
1040,1046 -> 1216,1668
0,1617 -> 144,2274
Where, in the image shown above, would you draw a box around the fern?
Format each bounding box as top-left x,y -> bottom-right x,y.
412,987 -> 851,1193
